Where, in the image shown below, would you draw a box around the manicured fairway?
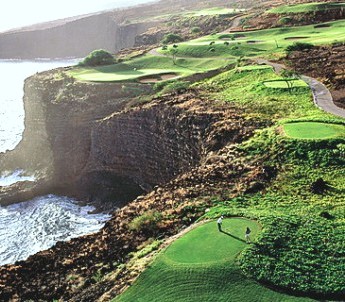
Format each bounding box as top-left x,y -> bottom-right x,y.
161,20 -> 345,58
283,122 -> 345,139
114,219 -> 315,302
267,2 -> 345,14
68,55 -> 229,82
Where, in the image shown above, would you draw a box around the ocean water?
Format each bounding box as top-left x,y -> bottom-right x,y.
0,195 -> 110,266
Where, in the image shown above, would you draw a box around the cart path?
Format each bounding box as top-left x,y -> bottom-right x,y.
255,59 -> 345,119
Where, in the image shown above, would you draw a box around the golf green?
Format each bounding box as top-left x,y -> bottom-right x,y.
283,122 -> 345,139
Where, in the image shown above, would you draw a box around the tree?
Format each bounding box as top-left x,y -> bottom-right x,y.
79,49 -> 115,66
169,47 -> 179,65
161,33 -> 183,45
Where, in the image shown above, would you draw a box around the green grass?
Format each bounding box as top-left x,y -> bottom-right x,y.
69,19 -> 345,83
283,122 -> 345,139
267,2 -> 345,14
68,55 -> 230,82
198,67 -> 316,120
236,64 -> 273,72
114,219 -> 315,302
160,20 -> 345,59
262,79 -> 309,89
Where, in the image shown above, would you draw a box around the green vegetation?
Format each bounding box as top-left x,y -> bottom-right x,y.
128,210 -> 163,235
68,21 -> 345,300
159,20 -> 345,59
286,42 -> 314,52
267,2 -> 345,14
262,79 -> 309,89
161,33 -> 183,45
115,219 -> 314,302
198,67 -> 315,120
283,122 -> 345,139
79,49 -> 116,67
68,55 -> 229,82
197,66 -> 345,297
69,19 -> 345,83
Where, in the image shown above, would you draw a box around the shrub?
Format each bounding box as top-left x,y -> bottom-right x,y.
278,16 -> 293,24
79,49 -> 115,67
161,33 -> 183,45
191,27 -> 201,33
128,210 -> 163,234
285,42 -> 314,52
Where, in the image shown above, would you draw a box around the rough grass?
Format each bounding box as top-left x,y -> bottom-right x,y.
267,2 -> 345,14
197,67 -> 316,121
283,122 -> 345,139
262,79 -> 309,89
114,219 -> 314,302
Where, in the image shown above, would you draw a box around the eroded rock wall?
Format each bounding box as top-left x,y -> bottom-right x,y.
0,92 -> 264,302
0,69 -> 153,204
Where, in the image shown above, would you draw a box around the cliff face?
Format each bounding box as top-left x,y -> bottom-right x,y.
0,87 -> 264,301
0,13 -> 159,59
1,68 -> 227,206
0,69 -> 154,204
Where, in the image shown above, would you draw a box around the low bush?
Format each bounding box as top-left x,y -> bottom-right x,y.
79,49 -> 116,66
162,33 -> 183,45
128,211 -> 163,235
286,42 -> 314,52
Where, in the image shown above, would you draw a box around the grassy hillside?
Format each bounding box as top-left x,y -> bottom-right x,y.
267,2 -> 345,14
114,66 -> 345,300
67,7 -> 345,300
68,19 -> 345,83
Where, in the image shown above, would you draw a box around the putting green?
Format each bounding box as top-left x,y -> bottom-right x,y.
283,122 -> 345,139
114,219 -> 314,301
163,218 -> 260,264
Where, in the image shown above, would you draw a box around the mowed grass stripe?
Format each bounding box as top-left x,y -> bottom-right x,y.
114,219 -> 314,302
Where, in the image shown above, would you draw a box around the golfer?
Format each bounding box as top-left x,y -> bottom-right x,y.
245,227 -> 251,243
217,216 -> 223,231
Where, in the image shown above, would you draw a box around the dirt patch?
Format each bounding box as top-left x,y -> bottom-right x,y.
331,89 -> 345,109
284,36 -> 309,40
285,44 -> 345,90
138,73 -> 178,83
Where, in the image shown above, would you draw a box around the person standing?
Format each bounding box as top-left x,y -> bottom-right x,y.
245,227 -> 251,243
217,216 -> 223,232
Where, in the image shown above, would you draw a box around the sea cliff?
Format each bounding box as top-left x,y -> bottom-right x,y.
0,68 -> 263,300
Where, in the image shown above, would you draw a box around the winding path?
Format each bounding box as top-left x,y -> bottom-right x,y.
255,59 -> 345,119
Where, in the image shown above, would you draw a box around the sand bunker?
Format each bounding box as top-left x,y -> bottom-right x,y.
139,73 -> 178,83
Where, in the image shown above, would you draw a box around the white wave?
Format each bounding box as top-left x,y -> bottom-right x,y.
0,195 -> 110,266
0,169 -> 35,186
